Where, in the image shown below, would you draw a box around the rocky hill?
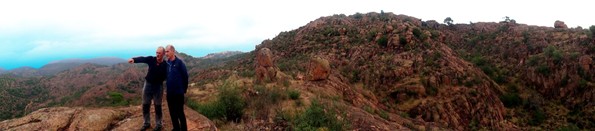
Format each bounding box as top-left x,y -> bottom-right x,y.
0,12 -> 593,130
183,12 -> 593,130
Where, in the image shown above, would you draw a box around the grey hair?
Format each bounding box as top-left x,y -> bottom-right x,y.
157,46 -> 165,52
166,44 -> 176,52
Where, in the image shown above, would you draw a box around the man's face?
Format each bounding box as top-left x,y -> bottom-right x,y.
166,47 -> 174,59
156,48 -> 164,61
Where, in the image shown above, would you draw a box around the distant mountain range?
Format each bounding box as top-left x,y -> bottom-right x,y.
1,57 -> 126,77
0,51 -> 246,77
200,51 -> 244,59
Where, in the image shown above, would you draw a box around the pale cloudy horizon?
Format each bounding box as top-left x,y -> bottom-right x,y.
0,0 -> 592,70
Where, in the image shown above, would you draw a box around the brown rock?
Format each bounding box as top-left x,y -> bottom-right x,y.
0,105 -> 216,131
579,55 -> 592,71
255,66 -> 268,83
256,48 -> 273,67
68,108 -> 126,131
554,20 -> 567,29
307,56 -> 331,81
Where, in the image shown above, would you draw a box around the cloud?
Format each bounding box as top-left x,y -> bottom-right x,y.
0,0 -> 594,69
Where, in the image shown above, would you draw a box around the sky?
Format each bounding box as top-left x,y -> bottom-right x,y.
0,0 -> 592,70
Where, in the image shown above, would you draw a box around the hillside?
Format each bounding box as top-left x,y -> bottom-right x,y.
183,12 -> 593,130
0,12 -> 593,130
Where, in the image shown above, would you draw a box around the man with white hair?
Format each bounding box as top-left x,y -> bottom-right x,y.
164,44 -> 188,131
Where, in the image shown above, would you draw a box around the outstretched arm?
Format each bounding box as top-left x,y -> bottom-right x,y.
131,56 -> 152,64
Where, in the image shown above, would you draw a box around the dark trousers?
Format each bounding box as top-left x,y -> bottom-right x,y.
142,81 -> 163,126
167,93 -> 187,131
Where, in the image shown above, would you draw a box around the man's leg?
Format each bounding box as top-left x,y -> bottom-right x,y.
142,82 -> 153,129
176,94 -> 187,131
153,84 -> 164,128
167,94 -> 180,130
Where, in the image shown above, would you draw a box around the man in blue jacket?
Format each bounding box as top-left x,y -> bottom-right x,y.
128,46 -> 168,131
165,44 -> 188,131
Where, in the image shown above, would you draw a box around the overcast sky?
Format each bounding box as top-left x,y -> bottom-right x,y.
0,0 -> 592,70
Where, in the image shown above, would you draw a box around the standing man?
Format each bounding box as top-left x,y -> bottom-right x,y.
165,44 -> 188,131
128,46 -> 168,131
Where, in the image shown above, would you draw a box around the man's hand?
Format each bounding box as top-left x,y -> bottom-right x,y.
128,58 -> 134,64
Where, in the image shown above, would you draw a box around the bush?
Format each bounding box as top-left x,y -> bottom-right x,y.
544,45 -> 563,64
399,37 -> 407,45
353,13 -> 363,19
527,56 -> 539,66
412,28 -> 422,39
377,35 -> 388,47
529,108 -> 546,126
293,100 -> 345,131
589,25 -> 595,38
288,90 -> 301,100
190,82 -> 246,123
108,92 -> 128,106
536,64 -> 550,75
499,93 -> 522,108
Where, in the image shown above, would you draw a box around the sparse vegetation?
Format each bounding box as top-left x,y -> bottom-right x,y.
377,35 -> 388,47
288,89 -> 300,100
188,82 -> 246,123
589,25 -> 595,38
500,92 -> 522,108
293,99 -> 346,131
108,92 -> 129,106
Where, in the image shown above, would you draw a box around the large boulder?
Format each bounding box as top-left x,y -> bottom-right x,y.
554,20 -> 568,29
307,56 -> 331,81
579,55 -> 592,71
255,48 -> 278,84
256,48 -> 273,67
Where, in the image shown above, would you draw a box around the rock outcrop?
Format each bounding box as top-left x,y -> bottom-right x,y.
306,56 -> 330,81
0,104 -> 216,131
554,20 -> 567,29
255,48 -> 278,83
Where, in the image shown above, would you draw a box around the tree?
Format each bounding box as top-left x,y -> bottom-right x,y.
502,16 -> 516,24
589,25 -> 595,38
444,17 -> 453,26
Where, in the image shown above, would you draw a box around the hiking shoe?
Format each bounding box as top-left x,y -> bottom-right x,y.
153,125 -> 162,131
140,125 -> 150,131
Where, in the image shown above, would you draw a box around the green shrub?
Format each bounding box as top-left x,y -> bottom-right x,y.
399,37 -> 407,45
353,13 -> 363,19
377,35 -> 388,47
288,90 -> 301,100
536,64 -> 550,75
499,93 -> 522,108
190,82 -> 246,123
293,100 -> 345,131
108,92 -> 128,106
430,30 -> 440,40
529,108 -> 546,126
239,70 -> 255,78
412,28 -> 422,39
589,25 -> 595,38
378,110 -> 389,120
